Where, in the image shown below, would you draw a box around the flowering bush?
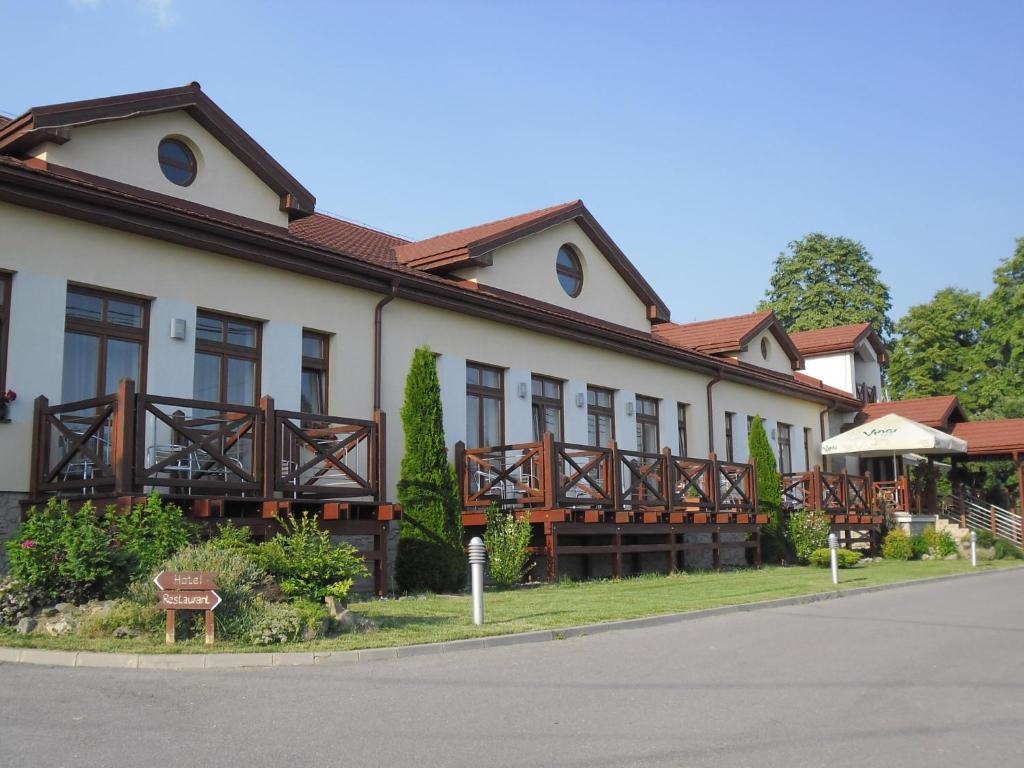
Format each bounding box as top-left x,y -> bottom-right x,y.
484,505 -> 534,585
786,509 -> 832,563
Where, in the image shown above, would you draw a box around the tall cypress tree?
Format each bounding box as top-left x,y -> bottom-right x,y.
747,416 -> 786,562
394,346 -> 466,593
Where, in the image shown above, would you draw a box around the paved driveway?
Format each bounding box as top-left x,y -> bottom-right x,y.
2,569 -> 1022,768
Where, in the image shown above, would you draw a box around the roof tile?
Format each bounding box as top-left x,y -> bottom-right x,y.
951,420 -> 1024,457
652,311 -> 774,354
863,396 -> 964,429
289,213 -> 407,265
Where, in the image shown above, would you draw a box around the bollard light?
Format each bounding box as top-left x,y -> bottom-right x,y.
828,533 -> 839,585
468,536 -> 486,625
970,530 -> 977,568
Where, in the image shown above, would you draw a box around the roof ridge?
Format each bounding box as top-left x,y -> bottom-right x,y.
306,210 -> 410,244
657,310 -> 772,330
400,199 -> 581,246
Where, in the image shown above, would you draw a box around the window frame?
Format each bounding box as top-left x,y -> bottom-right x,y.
778,422 -> 793,474
466,361 -> 505,448
677,402 -> 689,457
803,427 -> 812,472
635,395 -> 659,454
301,329 -> 330,415
194,309 -> 262,406
724,411 -> 735,463
587,385 -> 616,447
556,244 -> 584,298
63,284 -> 150,400
0,271 -> 10,394
158,137 -> 198,187
531,374 -> 564,441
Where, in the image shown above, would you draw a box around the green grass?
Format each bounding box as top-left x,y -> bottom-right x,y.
2,559 -> 1019,655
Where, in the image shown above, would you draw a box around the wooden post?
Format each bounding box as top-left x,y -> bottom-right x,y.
204,609 -> 215,646
709,452 -> 720,517
260,395 -> 275,499
1016,454 -> 1024,546
376,522 -> 389,596
376,409 -> 387,503
667,525 -> 677,574
662,446 -> 674,514
542,431 -> 556,509
749,456 -> 759,521
864,470 -> 873,513
613,527 -> 623,578
812,466 -> 823,512
712,527 -> 721,571
840,468 -> 849,514
165,610 -> 176,645
610,440 -> 622,512
112,378 -> 136,497
30,395 -> 48,500
990,505 -> 998,538
545,522 -> 558,581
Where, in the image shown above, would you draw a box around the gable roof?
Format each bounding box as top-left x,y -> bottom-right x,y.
0,82 -> 315,219
392,199 -> 671,322
862,396 -> 967,430
290,213 -> 408,266
652,310 -> 803,368
951,419 -> 1024,458
0,116 -> 9,130
789,322 -> 888,363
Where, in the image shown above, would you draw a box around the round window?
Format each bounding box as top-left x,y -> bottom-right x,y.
760,337 -> 770,359
556,244 -> 583,297
158,138 -> 197,186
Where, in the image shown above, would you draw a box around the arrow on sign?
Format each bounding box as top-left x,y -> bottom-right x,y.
158,590 -> 223,611
153,570 -> 218,591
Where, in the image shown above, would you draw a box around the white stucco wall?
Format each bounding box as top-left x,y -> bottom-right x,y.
734,329 -> 795,375
803,352 -> 855,395
29,111 -> 289,227
853,342 -> 884,397
451,220 -> 651,332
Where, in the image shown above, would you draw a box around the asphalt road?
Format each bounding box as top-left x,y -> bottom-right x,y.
2,569 -> 1022,768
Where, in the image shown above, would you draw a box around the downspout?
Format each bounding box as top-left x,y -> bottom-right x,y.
706,368 -> 723,453
819,399 -> 838,471
373,280 -> 400,411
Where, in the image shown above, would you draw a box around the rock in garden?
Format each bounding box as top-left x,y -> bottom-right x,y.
41,607 -> 58,617
44,617 -> 76,636
15,617 -> 36,634
54,602 -> 73,613
334,609 -> 356,633
112,626 -> 139,640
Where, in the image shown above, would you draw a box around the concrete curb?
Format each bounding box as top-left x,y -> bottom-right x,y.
1,566 -> 1019,671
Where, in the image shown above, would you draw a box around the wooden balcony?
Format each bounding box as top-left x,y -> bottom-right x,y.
782,467 -> 883,553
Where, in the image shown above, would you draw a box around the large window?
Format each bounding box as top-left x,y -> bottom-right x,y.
531,375 -> 563,441
301,330 -> 329,414
677,403 -> 688,456
466,362 -> 503,448
0,272 -> 9,393
635,395 -> 659,453
724,411 -> 735,462
62,286 -> 148,403
587,385 -> 615,447
193,311 -> 261,405
778,422 -> 793,474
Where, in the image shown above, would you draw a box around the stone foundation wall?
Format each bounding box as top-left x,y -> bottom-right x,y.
0,492 -> 26,573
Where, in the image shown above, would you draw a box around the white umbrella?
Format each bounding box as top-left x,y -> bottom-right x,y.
821,413 -> 968,457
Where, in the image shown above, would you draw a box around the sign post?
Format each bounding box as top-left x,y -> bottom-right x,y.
154,571 -> 221,646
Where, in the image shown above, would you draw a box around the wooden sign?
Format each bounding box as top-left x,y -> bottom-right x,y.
154,570 -> 221,646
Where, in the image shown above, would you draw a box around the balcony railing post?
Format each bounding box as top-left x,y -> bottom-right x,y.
111,378 -> 136,497
709,451 -> 720,516
840,468 -> 849,514
542,431 -> 556,509
260,395 -> 275,499
375,409 -> 386,503
749,456 -> 759,519
609,440 -> 622,510
662,446 -> 674,514
454,440 -> 466,507
30,395 -> 48,500
811,465 -> 822,512
864,470 -> 873,513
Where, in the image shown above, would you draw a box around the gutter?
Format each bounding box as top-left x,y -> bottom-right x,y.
706,369 -> 723,453
373,280 -> 400,411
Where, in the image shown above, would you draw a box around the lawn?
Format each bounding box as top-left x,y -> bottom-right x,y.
2,559 -> 1019,655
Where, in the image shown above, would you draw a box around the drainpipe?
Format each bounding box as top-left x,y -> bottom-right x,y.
706,368 -> 723,453
373,280 -> 399,411
819,399 -> 838,472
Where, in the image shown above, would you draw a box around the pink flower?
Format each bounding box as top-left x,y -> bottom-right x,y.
21,540 -> 36,549
3,390 -> 14,402
112,539 -> 122,549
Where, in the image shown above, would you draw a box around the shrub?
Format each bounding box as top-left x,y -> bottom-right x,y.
747,416 -> 782,529
76,598 -> 164,639
787,509 -> 831,563
974,529 -> 995,548
208,522 -> 256,554
935,529 -> 958,558
921,525 -> 940,554
254,512 -> 368,603
0,576 -> 45,626
808,548 -> 863,568
909,534 -> 929,559
395,346 -> 467,593
483,505 -> 533,586
6,499 -> 122,603
883,529 -> 913,560
246,598 -> 328,645
110,492 -> 196,582
994,539 -> 1024,560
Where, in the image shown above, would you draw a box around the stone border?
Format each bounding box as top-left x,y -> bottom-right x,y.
1,566 -> 1019,671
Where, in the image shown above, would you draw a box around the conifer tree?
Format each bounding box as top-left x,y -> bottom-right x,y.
394,346 -> 466,593
747,416 -> 787,562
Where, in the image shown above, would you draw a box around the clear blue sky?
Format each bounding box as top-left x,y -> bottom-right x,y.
3,1 -> 1021,324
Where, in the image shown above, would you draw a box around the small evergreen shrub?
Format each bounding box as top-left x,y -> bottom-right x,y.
208,522 -> 256,554
483,505 -> 533,586
909,534 -> 929,559
974,529 -> 995,548
0,576 -> 45,626
882,529 -> 913,560
808,548 -> 862,568
787,509 -> 831,563
935,529 -> 958,558
76,598 -> 164,639
747,416 -> 782,528
254,512 -> 368,603
111,492 -> 196,582
994,539 -> 1024,560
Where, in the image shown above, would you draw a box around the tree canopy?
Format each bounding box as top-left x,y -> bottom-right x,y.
759,233 -> 894,338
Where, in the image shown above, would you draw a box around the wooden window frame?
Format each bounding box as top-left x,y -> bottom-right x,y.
724,411 -> 735,462
803,427 -> 812,472
635,395 -> 659,454
556,244 -> 584,298
194,309 -> 262,405
301,329 -> 330,415
64,284 -> 150,399
0,271 -> 10,394
466,361 -> 504,448
531,374 -> 564,441
587,385 -> 615,447
778,422 -> 793,474
677,402 -> 688,457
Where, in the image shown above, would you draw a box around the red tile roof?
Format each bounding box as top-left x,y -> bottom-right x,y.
289,213 -> 408,266
0,115 -> 10,129
652,311 -> 774,354
951,420 -> 1024,457
863,396 -> 966,429
393,200 -> 582,268
789,322 -> 888,362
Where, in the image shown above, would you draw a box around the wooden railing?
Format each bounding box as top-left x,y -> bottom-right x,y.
781,467 -> 875,516
873,476 -> 914,513
31,380 -> 382,501
456,433 -> 759,520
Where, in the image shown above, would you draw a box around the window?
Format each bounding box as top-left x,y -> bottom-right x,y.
724,411 -> 735,462
531,375 -> 563,441
62,287 -> 148,403
556,244 -> 584,297
778,422 -> 792,474
747,415 -> 754,436
301,330 -> 329,414
635,396 -> 659,453
803,427 -> 812,472
760,337 -> 770,360
193,311 -> 260,405
587,386 -> 615,446
158,138 -> 197,187
677,403 -> 688,456
466,362 -> 503,448
0,272 -> 9,393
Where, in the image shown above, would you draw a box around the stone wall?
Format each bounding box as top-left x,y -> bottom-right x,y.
0,492 -> 26,573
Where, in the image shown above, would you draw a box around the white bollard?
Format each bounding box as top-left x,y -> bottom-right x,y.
468,536 -> 486,625
828,532 -> 839,585
970,530 -> 977,567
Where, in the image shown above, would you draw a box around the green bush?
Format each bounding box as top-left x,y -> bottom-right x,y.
994,539 -> 1024,560
6,499 -> 123,603
254,512 -> 368,603
910,534 -> 929,559
935,529 -> 958,558
246,598 -> 328,645
76,598 -> 164,639
974,529 -> 995,548
787,509 -> 831,563
747,416 -> 782,528
208,522 -> 256,554
483,505 -> 533,586
111,492 -> 196,582
921,525 -> 940,553
883,529 -> 913,560
0,576 -> 46,626
808,548 -> 863,568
